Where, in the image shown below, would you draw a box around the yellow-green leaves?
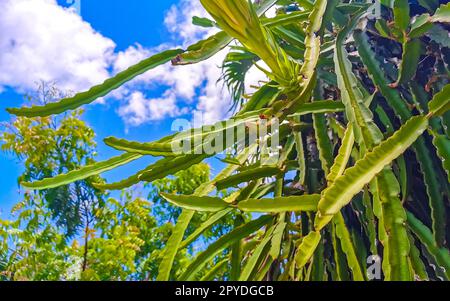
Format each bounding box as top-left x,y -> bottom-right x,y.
431,2 -> 450,23
174,0 -> 278,66
326,124 -> 355,184
306,0 -> 328,33
22,153 -> 142,190
288,100 -> 345,118
407,212 -> 450,279
104,137 -> 176,157
95,154 -> 210,191
355,29 -> 447,248
315,116 -> 429,231
377,170 -> 412,281
237,195 -> 320,213
139,155 -> 209,182
200,0 -> 297,85
157,209 -> 195,281
428,84 -> 450,116
215,166 -> 282,191
179,209 -> 233,250
333,213 -> 365,281
334,15 -> 383,150
7,49 -> 183,117
157,146 -> 257,281
160,193 -> 229,212
262,11 -> 310,28
430,131 -> 450,182
393,0 -> 411,32
295,231 -> 321,269
313,113 -> 334,174
239,226 -> 275,281
298,0 -> 328,89
178,215 -> 273,280
393,39 -> 422,87
409,14 -> 433,38
8,0 -> 450,282
173,32 -> 233,65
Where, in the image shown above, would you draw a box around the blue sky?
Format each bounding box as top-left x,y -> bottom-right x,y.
0,0 -> 259,216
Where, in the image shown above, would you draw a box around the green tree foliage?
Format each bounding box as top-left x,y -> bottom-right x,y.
0,161 -> 217,280
4,1 -> 450,281
0,85 -> 231,280
2,83 -> 104,237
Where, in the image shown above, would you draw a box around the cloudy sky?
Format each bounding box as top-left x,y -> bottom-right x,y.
0,0 -> 267,213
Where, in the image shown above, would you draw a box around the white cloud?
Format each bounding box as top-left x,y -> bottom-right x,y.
113,0 -> 236,126
245,63 -> 270,94
112,44 -> 206,101
0,0 -> 115,93
118,91 -> 186,127
0,0 -> 268,128
164,0 -> 214,47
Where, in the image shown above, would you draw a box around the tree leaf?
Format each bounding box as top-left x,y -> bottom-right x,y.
407,212 -> 450,279
173,31 -> 233,65
215,166 -> 282,191
239,225 -> 275,281
178,209 -> 233,250
428,83 -> 450,116
313,113 -> 334,174
354,30 -> 446,247
238,83 -> 280,115
7,49 -> 183,117
270,221 -> 287,259
22,153 -> 142,190
330,222 -> 351,280
200,259 -> 228,281
156,209 -> 195,281
192,16 -> 216,28
408,234 -> 429,280
393,39 -> 422,86
431,2 -> 450,23
430,131 -> 450,182
417,0 -> 439,12
409,14 -> 433,38
297,0 -> 328,91
139,155 -> 209,182
326,123 -> 355,184
393,0 -> 410,32
294,124 -> 307,185
334,14 -> 383,150
315,115 -> 428,230
295,231 -> 321,269
288,100 -> 345,118
175,0 -> 277,66
262,11 -> 310,27
354,30 -> 411,121
237,195 -> 320,213
157,145 -> 258,281
333,213 -> 365,280
104,137 -> 176,157
160,193 -> 229,212
178,215 -> 273,280
95,154 -> 208,191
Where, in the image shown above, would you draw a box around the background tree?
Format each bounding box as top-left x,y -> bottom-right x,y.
1,82 -> 105,238
0,87 -> 234,280
4,1 -> 450,281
